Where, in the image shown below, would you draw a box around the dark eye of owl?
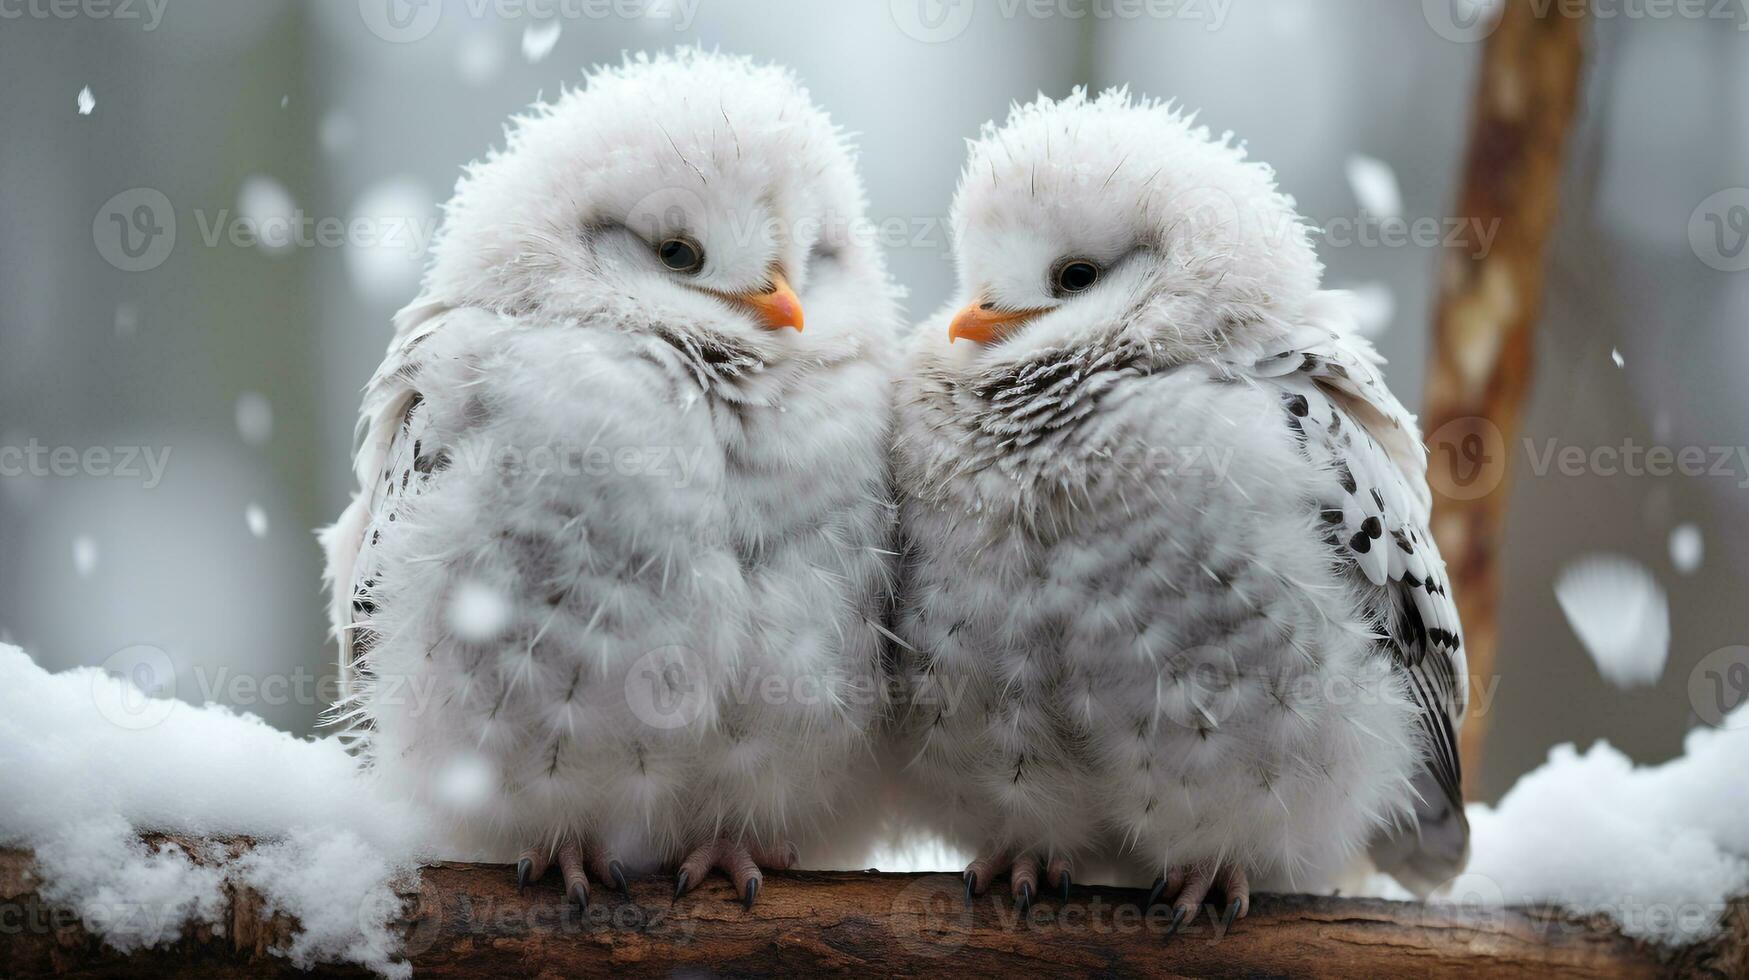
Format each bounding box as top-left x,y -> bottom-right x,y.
1053,259 -> 1101,295
657,237 -> 704,274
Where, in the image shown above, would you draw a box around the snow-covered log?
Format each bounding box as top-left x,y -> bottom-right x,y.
3,844 -> 1743,978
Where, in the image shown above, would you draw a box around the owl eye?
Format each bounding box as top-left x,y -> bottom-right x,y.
657,236 -> 705,274
1052,259 -> 1101,295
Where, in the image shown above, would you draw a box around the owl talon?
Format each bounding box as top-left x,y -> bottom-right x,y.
515,857 -> 533,895
1016,881 -> 1033,917
673,835 -> 794,909
963,870 -> 976,909
609,860 -> 629,895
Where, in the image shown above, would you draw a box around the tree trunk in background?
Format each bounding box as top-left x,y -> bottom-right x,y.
1424,0 -> 1589,798
4,851 -> 1744,978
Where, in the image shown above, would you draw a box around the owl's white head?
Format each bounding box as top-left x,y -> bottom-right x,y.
420,48 -> 885,351
935,88 -> 1322,365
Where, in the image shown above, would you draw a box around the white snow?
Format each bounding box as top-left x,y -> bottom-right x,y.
237,176 -> 299,255
1455,713 -> 1749,944
458,33 -> 504,85
0,645 -> 438,977
1669,524 -> 1704,575
1611,347 -> 1625,368
520,21 -> 561,63
244,503 -> 270,538
77,85 -> 95,115
1554,553 -> 1670,688
1345,154 -> 1402,219
1343,281 -> 1396,338
345,178 -> 436,304
235,391 -> 274,446
446,580 -> 510,642
320,110 -> 356,156
72,535 -> 99,577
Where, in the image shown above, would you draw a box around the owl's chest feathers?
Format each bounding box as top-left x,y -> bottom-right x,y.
916,340 -> 1156,521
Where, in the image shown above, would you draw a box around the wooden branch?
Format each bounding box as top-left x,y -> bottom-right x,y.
4,849 -> 1743,978
1422,0 -> 1590,796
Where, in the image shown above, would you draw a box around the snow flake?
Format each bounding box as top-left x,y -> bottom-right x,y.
1345,154 -> 1401,219
521,21 -> 561,63
1553,554 -> 1669,689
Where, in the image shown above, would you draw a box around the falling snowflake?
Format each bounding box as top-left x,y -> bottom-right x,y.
1611,347 -> 1625,368
458,33 -> 503,85
244,504 -> 269,539
345,177 -> 435,304
72,536 -> 99,578
1669,524 -> 1703,575
77,86 -> 95,116
1553,554 -> 1669,689
114,303 -> 138,338
521,21 -> 561,63
434,753 -> 497,813
319,110 -> 355,156
1345,154 -> 1402,219
236,175 -> 299,255
235,392 -> 273,446
1345,282 -> 1396,338
447,581 -> 511,642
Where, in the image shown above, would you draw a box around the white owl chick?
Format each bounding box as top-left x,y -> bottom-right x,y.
321,49 -> 900,911
892,89 -> 1467,925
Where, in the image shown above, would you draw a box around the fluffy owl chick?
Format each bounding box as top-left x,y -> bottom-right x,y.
892,89 -> 1467,923
321,49 -> 900,910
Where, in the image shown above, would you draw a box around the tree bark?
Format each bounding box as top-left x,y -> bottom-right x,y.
4,849 -> 1743,978
1423,0 -> 1590,796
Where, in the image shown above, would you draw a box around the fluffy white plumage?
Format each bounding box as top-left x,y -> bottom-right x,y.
890,89 -> 1468,915
320,50 -> 901,902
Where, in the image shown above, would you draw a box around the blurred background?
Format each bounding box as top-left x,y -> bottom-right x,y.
1,0 -> 1745,802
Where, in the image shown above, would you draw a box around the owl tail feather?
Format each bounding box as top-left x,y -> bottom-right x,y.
1367,768 -> 1471,899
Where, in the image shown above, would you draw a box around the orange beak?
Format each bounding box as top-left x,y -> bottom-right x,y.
724,272 -> 804,332
947,299 -> 1046,345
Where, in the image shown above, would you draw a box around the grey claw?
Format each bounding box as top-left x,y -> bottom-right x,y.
963,870 -> 976,910
516,858 -> 532,895
1016,881 -> 1033,917
1145,876 -> 1166,910
673,870 -> 689,903
609,860 -> 629,895
569,882 -> 588,912
743,877 -> 760,911
1222,897 -> 1242,929
1166,906 -> 1187,940
1060,872 -> 1071,904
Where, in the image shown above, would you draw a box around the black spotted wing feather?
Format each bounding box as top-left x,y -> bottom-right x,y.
1246,327 -> 1469,892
